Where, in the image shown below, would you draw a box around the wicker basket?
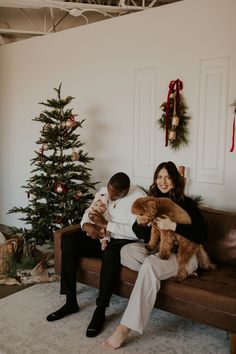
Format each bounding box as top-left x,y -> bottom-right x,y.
0,239 -> 18,275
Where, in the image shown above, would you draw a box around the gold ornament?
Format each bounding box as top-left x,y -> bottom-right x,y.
65,119 -> 73,128
43,143 -> 48,151
71,148 -> 80,161
65,115 -> 76,128
43,123 -> 52,131
172,114 -> 180,127
168,129 -> 176,140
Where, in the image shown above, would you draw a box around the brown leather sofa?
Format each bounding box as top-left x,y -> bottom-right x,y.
54,206 -> 236,354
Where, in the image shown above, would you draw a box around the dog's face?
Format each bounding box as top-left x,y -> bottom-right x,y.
92,199 -> 106,214
132,197 -> 157,225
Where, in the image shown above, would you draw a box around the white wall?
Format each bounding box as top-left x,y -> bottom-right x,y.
0,0 -> 236,228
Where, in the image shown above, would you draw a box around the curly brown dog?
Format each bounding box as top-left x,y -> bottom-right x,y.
132,196 -> 215,282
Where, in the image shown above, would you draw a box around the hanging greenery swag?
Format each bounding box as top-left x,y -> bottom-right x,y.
158,79 -> 191,150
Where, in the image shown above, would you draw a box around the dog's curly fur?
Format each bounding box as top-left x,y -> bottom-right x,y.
132,196 -> 216,282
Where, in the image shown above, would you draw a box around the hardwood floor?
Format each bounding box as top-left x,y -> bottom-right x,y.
0,284 -> 32,299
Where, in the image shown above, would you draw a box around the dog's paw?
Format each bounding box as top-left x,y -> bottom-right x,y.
187,271 -> 198,279
159,251 -> 170,260
172,276 -> 183,283
172,269 -> 188,283
145,243 -> 156,252
172,275 -> 187,283
205,263 -> 217,270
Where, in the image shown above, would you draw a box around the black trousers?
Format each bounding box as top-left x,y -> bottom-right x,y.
60,229 -> 134,308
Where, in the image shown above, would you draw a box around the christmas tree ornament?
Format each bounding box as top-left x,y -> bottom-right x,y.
74,191 -> 82,200
158,79 -> 191,150
27,190 -> 36,200
71,148 -> 80,161
53,214 -> 64,224
65,115 -> 76,128
54,182 -> 66,193
39,143 -> 48,153
56,184 -> 63,193
65,119 -> 73,128
43,123 -> 52,131
42,143 -> 48,151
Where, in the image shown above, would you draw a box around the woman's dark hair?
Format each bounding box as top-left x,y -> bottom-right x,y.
108,172 -> 130,192
149,161 -> 185,202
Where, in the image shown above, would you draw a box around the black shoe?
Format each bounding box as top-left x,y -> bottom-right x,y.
86,307 -> 106,337
47,304 -> 79,322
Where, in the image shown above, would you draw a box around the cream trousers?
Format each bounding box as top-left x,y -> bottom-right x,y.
120,242 -> 198,334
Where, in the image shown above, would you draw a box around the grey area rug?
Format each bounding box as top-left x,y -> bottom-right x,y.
0,282 -> 229,354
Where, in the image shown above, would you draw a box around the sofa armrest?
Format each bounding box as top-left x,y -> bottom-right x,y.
53,224 -> 81,275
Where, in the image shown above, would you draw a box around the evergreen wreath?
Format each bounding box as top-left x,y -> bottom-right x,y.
158,79 -> 191,150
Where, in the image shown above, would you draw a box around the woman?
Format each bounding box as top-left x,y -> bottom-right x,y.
103,161 -> 207,349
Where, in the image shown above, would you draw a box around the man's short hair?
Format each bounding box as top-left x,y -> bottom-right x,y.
108,172 -> 130,192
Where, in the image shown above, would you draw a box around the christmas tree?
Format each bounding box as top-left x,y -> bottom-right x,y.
8,84 -> 97,245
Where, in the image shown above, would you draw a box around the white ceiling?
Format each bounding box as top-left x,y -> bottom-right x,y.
0,0 -> 181,45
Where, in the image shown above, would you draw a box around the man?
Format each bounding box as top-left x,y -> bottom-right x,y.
46,172 -> 146,337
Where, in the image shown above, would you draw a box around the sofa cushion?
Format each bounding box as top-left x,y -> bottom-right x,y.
201,207 -> 236,266
76,258 -> 236,333
78,259 -> 236,314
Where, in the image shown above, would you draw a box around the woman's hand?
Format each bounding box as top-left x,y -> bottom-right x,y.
156,215 -> 176,231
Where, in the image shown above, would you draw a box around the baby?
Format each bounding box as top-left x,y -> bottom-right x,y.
88,196 -> 112,251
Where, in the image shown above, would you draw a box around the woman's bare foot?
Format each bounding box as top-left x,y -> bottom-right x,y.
102,324 -> 130,349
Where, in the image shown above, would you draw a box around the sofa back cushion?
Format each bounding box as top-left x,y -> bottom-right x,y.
201,207 -> 236,266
